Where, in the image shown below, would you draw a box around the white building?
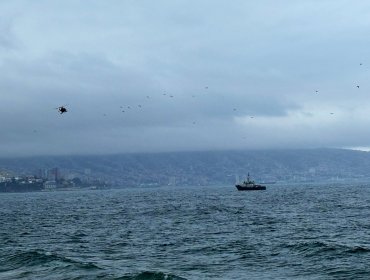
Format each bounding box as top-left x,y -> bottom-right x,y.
44,180 -> 57,190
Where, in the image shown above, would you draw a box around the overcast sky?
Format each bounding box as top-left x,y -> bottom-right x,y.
1,0 -> 370,156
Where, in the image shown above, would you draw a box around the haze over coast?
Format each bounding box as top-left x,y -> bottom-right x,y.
1,148 -> 370,188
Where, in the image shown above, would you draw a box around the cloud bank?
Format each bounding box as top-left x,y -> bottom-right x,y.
1,1 -> 370,156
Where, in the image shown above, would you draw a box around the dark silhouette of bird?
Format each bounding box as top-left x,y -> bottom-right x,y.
360,63 -> 363,66
330,112 -> 334,115
315,90 -> 318,94
56,105 -> 68,114
357,85 -> 360,88
233,108 -> 237,111
170,95 -> 174,98
138,105 -> 142,108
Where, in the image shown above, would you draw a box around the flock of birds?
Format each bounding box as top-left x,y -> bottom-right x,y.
315,62 -> 364,115
54,63 -> 365,131
55,85 -> 256,126
55,86 -> 227,126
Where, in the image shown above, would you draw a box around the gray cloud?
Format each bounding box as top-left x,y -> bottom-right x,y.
0,19 -> 18,50
1,0 -> 370,156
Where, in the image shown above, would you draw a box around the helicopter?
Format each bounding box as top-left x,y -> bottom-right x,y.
56,105 -> 68,114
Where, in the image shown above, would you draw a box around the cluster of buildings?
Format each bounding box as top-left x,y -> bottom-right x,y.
0,168 -> 107,192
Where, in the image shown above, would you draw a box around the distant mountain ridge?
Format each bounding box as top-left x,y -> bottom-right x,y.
1,148 -> 370,186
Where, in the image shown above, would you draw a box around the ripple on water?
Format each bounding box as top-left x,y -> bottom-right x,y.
1,185 -> 370,279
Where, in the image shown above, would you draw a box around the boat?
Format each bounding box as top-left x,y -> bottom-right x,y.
235,173 -> 266,191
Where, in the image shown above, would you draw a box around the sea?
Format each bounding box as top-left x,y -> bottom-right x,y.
1,184 -> 370,280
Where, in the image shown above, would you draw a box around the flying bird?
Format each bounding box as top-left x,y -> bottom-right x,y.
56,105 -> 68,114
357,85 -> 360,88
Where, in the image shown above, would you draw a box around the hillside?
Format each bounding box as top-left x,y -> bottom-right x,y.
1,148 -> 370,186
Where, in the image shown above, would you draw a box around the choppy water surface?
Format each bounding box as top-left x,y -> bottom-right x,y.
1,184 -> 370,279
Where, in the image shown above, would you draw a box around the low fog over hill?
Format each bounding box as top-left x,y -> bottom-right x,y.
1,149 -> 370,187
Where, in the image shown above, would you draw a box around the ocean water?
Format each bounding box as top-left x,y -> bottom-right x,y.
1,184 -> 370,280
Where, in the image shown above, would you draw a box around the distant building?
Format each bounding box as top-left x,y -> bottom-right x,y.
47,168 -> 59,181
44,180 -> 57,190
168,176 -> 176,186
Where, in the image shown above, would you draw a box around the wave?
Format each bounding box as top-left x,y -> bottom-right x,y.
1,253 -> 186,280
115,271 -> 187,280
286,241 -> 370,256
0,250 -> 100,272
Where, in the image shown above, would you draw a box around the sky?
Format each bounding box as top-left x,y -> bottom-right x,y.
1,0 -> 370,156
